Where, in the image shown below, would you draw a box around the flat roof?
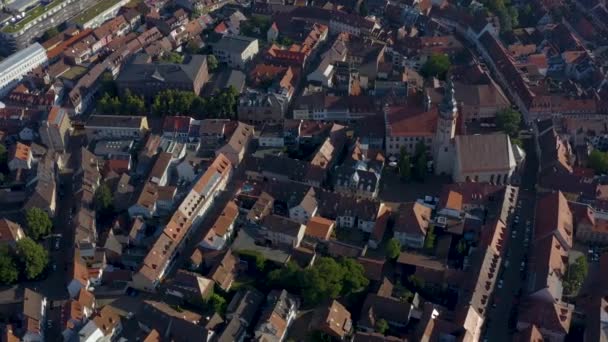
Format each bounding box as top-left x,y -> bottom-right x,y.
0,43 -> 46,72
1,0 -> 64,33
71,0 -> 123,26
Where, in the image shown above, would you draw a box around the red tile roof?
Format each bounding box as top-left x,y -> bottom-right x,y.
534,191 -> 573,250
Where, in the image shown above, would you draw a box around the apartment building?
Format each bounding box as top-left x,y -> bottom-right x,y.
84,115 -> 149,142
131,154 -> 232,292
39,106 -> 71,152
116,54 -> 209,99
0,43 -> 47,96
0,0 -> 98,54
212,35 -> 259,69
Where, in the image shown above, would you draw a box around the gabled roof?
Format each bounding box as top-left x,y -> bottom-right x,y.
455,133 -> 516,173
261,215 -> 304,237
535,191 -> 573,249
23,289 -> 44,321
358,293 -> 411,329
0,219 -> 23,243
310,300 -> 352,338
518,300 -> 572,336
208,249 -> 237,290
117,55 -> 208,85
305,216 -> 334,240
210,201 -> 239,236
385,100 -> 438,137
395,202 -> 432,237
226,288 -> 264,323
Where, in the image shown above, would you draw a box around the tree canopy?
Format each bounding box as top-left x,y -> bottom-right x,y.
0,248 -> 18,284
151,87 -> 239,119
375,319 -> 388,335
94,183 -> 114,222
160,51 -> 184,64
424,225 -> 436,251
0,144 -> 7,166
588,150 -> 608,175
480,0 -> 519,32
240,17 -> 272,38
268,257 -> 369,305
41,27 -> 61,41
564,255 -> 588,296
386,238 -> 401,260
413,141 -> 428,181
16,238 -> 48,280
207,54 -> 218,71
26,208 -> 52,240
97,90 -> 145,115
496,108 -> 521,138
208,293 -> 227,314
398,148 -> 411,181
421,53 -> 451,80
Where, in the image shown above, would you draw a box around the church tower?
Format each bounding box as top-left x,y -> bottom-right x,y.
433,79 -> 458,175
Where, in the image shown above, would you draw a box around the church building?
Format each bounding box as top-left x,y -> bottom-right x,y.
384,79 -> 524,184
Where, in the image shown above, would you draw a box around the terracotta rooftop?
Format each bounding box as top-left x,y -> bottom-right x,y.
385,101 -> 438,137
535,191 -> 573,249
305,216 -> 335,240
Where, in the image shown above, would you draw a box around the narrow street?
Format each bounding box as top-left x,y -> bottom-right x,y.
483,137 -> 539,340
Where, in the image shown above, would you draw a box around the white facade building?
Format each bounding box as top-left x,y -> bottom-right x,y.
0,43 -> 47,96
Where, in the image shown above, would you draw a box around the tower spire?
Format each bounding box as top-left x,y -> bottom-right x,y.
440,77 -> 457,119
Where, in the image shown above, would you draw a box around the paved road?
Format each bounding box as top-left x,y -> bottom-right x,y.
483,137 -> 539,341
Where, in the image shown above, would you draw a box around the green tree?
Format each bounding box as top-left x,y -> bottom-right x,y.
421,53 -> 451,80
208,293 -> 226,314
278,36 -> 294,46
185,40 -> 201,54
456,239 -> 468,255
375,319 -> 388,334
122,90 -> 145,115
268,257 -> 368,305
564,256 -> 588,295
423,225 -> 436,250
496,108 -> 521,138
41,27 -> 60,41
413,141 -> 428,181
161,51 -> 184,64
207,54 -> 218,71
415,153 -> 428,182
0,144 -> 6,167
386,238 -> 401,260
97,93 -> 122,114
26,208 -> 52,240
302,257 -> 345,304
16,238 -> 48,280
268,261 -> 302,292
94,183 -> 114,219
340,258 -> 370,295
399,148 -> 411,181
588,150 -> 608,174
407,274 -> 425,291
307,331 -> 333,342
0,249 -> 18,284
359,1 -> 368,16
100,72 -> 117,97
237,250 -> 266,270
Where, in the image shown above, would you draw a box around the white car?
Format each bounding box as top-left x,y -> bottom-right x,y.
511,231 -> 517,238
520,261 -> 526,271
498,279 -> 504,289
